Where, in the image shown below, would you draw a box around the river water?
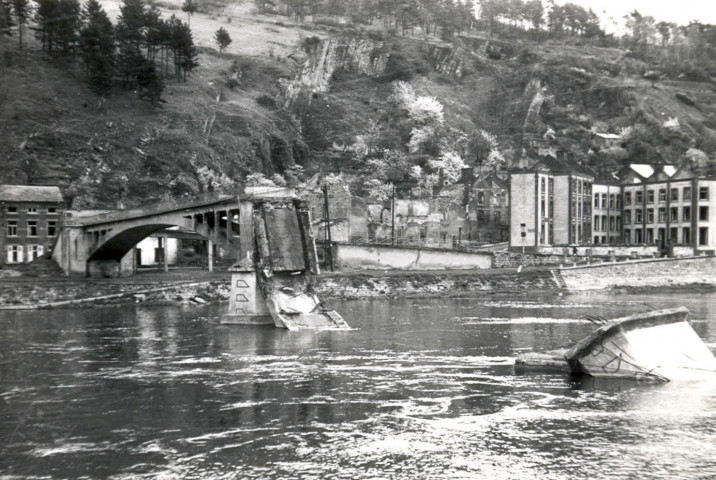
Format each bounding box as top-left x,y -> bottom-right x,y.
1,291 -> 716,480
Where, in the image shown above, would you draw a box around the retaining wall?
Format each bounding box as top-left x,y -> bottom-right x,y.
314,270 -> 560,299
559,256 -> 716,291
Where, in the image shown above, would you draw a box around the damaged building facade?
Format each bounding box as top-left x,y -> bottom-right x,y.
303,174 -> 508,250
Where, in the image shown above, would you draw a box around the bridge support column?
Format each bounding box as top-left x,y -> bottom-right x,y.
207,239 -> 213,272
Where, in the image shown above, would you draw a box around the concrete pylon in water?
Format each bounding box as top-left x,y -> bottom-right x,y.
222,188 -> 348,330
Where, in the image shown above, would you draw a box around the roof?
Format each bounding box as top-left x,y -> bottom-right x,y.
0,185 -> 63,203
526,154 -> 595,178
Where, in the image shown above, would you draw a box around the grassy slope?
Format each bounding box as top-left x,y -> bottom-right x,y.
1,3 -> 715,209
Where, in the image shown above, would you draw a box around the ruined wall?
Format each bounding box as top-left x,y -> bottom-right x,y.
333,243 -> 492,270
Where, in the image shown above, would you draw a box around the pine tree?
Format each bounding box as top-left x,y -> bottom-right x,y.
34,0 -> 60,54
78,0 -> 115,93
168,15 -> 197,81
0,1 -> 13,37
116,0 -> 146,83
214,26 -> 231,56
12,0 -> 29,48
55,0 -> 81,57
181,0 -> 196,27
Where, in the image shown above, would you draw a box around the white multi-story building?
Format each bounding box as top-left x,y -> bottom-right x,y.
510,159 -> 716,254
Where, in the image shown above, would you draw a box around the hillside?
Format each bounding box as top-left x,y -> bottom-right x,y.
1,1 -> 716,208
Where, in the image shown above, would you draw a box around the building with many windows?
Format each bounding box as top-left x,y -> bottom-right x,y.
509,155 -> 593,250
510,159 -> 716,254
0,185 -> 64,264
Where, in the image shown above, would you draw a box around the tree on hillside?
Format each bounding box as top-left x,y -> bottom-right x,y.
168,14 -> 197,81
181,0 -> 196,27
116,0 -> 146,82
78,0 -> 115,93
1,1 -> 13,37
51,0 -> 81,57
11,0 -> 30,48
34,0 -> 60,54
214,26 -> 231,56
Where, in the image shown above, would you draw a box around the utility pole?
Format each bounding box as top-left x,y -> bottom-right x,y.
323,184 -> 334,271
391,184 -> 396,246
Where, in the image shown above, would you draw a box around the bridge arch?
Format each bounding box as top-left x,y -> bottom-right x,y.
88,223 -> 182,262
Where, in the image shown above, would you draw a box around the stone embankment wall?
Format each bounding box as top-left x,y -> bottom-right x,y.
559,256 -> 716,291
492,252 -> 565,269
314,270 -> 560,299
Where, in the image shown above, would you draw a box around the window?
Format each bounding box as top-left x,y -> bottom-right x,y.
27,245 -> 43,261
699,227 -> 709,246
28,221 -> 38,237
658,208 -> 666,223
609,216 -> 615,231
625,229 -> 631,243
7,206 -> 16,214
684,187 -> 692,200
616,195 -> 621,208
635,210 -> 643,223
625,192 -> 632,205
48,221 -> 57,237
594,194 -> 600,208
601,193 -> 607,208
683,227 -> 691,244
683,206 -> 691,221
6,245 -> 22,263
594,216 -> 600,231
647,208 -> 654,224
635,191 -> 643,204
670,228 -> 678,243
477,192 -> 485,205
602,215 -> 607,231
48,207 -> 57,214
647,190 -> 654,204
7,220 -> 17,237
624,210 -> 631,225
670,207 -> 678,222
700,187 -> 709,200
609,194 -> 615,209
27,207 -> 37,214
616,217 -> 622,231
635,229 -> 643,243
699,206 -> 709,221
594,236 -> 600,244
658,189 -> 666,202
671,189 -> 679,201
646,228 -> 654,244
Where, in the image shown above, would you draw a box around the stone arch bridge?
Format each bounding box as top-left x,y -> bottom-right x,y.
53,193 -> 246,277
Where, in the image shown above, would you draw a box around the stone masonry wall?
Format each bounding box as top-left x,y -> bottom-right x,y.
559,256 -> 716,291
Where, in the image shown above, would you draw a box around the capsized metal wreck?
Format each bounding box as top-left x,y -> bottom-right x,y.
516,307 -> 716,382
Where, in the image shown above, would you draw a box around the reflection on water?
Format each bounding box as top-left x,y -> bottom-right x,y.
1,292 -> 716,479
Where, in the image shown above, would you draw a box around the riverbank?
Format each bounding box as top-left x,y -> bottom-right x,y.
0,269 -> 232,309
1,256 -> 714,309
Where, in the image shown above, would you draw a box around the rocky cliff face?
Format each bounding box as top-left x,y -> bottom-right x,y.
285,36 -> 390,102
428,44 -> 466,78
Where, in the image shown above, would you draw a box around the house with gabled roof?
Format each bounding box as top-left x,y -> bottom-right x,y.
0,185 -> 64,264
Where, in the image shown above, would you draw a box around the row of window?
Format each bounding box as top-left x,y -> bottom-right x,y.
6,245 -> 44,263
623,206 -> 709,225
623,227 -> 709,246
593,215 -> 621,232
593,193 -> 621,210
6,220 -> 57,237
4,206 -> 59,214
622,186 -> 710,206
